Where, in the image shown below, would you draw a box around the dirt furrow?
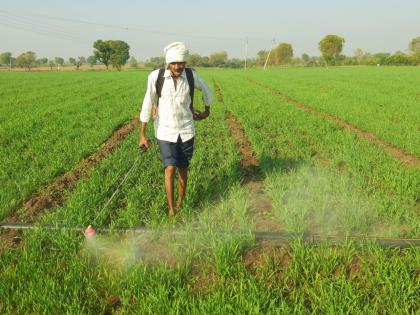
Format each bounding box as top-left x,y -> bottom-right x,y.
1,117 -> 138,246
249,79 -> 419,167
213,78 -> 283,232
212,79 -> 288,278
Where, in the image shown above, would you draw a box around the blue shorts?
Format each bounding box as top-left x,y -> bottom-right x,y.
157,135 -> 194,169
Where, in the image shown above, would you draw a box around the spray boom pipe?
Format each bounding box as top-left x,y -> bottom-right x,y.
1,222 -> 420,248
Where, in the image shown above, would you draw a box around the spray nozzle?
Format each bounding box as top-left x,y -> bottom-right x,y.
84,225 -> 96,238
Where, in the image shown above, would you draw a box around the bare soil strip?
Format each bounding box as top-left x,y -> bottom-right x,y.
212,79 -> 288,277
1,117 -> 138,247
249,79 -> 419,167
213,78 -> 283,231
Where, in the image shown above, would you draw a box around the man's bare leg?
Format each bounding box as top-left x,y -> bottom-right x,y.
164,166 -> 176,216
176,168 -> 188,211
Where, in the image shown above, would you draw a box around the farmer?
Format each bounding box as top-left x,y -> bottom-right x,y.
139,42 -> 213,216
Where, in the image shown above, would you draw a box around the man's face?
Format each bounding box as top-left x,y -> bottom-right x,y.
168,62 -> 186,78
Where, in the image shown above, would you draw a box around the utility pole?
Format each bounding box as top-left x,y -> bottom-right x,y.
264,39 -> 276,70
244,37 -> 248,70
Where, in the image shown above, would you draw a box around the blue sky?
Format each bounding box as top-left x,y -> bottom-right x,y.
1,0 -> 419,60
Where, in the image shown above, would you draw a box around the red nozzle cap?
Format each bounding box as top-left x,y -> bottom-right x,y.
84,225 -> 96,238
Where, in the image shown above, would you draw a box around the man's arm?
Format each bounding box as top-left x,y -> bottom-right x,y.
192,71 -> 213,120
139,122 -> 149,149
139,71 -> 158,149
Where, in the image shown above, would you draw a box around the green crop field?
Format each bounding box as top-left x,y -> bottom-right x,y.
0,68 -> 419,314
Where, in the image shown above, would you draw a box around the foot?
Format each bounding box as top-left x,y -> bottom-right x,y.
168,208 -> 175,217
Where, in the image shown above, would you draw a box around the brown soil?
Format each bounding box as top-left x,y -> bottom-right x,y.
190,263 -> 218,295
212,79 -> 224,103
250,79 -> 420,167
332,255 -> 362,279
214,76 -> 284,233
1,117 -> 138,247
225,112 -> 259,176
241,240 -> 290,280
0,229 -> 23,250
245,180 -> 284,232
103,295 -> 121,315
105,295 -> 121,306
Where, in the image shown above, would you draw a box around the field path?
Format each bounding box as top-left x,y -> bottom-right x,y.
213,79 -> 283,232
213,79 -> 289,273
249,79 -> 420,167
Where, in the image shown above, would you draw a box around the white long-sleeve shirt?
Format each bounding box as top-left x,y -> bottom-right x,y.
139,68 -> 213,143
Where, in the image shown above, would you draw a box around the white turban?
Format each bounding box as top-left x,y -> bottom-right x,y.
164,42 -> 188,64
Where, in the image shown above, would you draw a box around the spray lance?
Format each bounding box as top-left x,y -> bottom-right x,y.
83,142 -> 153,238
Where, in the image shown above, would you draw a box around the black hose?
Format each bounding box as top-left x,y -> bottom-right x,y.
1,222 -> 419,248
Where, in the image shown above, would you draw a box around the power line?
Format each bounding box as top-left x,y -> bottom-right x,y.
0,21 -> 83,43
0,6 -> 245,42
0,14 -> 82,41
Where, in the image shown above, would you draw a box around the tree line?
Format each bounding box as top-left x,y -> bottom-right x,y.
254,35 -> 420,67
0,39 -> 130,71
129,35 -> 420,68
1,35 -> 419,70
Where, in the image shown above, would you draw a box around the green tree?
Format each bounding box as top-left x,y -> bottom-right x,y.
144,56 -> 165,69
256,50 -> 269,66
274,43 -> 293,65
0,52 -> 13,66
87,55 -> 97,67
188,53 -> 203,67
225,58 -> 242,68
37,57 -> 48,66
68,57 -> 76,66
54,57 -> 64,69
70,57 -> 85,70
129,56 -> 138,68
200,56 -> 210,67
209,51 -> 228,67
385,53 -> 414,66
93,40 -> 112,69
48,60 -> 55,70
301,53 -> 310,64
16,51 -> 36,70
319,35 -> 345,65
409,36 -> 420,55
372,53 -> 390,65
409,36 -> 420,64
93,39 -> 130,70
109,40 -> 130,70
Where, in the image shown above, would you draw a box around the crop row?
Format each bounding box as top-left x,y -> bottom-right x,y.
0,69 -> 419,313
0,71 -> 148,219
211,69 -> 419,233
248,67 -> 420,157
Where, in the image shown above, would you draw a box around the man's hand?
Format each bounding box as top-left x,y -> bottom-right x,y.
193,108 -> 210,121
152,105 -> 157,120
139,136 -> 150,152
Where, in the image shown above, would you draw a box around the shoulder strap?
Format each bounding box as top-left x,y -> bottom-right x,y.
185,68 -> 195,109
155,68 -> 165,106
155,68 -> 195,108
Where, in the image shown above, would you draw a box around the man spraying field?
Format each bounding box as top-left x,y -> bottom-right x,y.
139,42 -> 213,216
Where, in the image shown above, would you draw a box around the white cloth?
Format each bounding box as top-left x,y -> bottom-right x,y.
139,69 -> 213,143
164,42 -> 188,64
